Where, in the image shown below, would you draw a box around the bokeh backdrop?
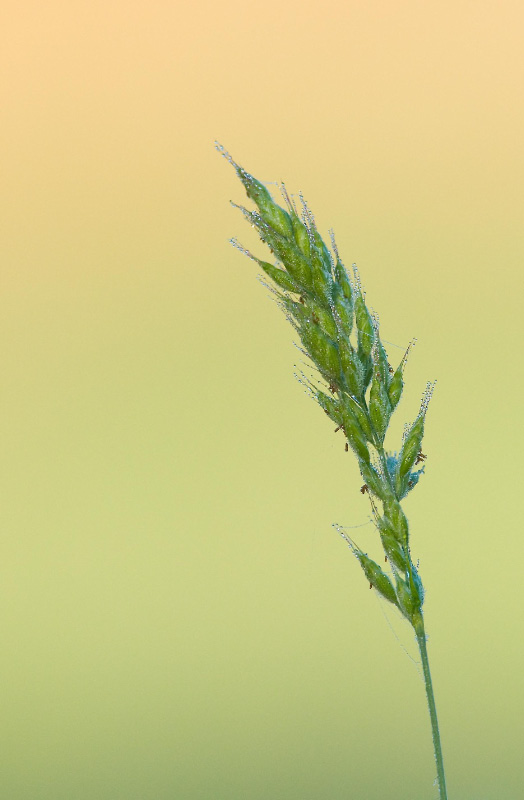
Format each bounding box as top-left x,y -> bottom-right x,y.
1,2 -> 523,798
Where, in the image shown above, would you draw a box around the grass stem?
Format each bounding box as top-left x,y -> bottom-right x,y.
414,614 -> 448,800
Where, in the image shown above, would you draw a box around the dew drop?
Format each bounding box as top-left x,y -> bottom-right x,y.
214,141 -> 237,167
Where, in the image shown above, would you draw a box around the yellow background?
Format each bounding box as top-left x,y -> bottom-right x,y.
1,2 -> 523,798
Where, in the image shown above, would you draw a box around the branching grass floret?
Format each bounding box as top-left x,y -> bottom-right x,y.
217,142 -> 448,800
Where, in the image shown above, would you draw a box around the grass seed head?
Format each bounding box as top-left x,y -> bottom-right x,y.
221,147 -> 435,629
220,149 -> 448,794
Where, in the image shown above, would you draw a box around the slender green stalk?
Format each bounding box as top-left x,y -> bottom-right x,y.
218,142 -> 449,797
414,613 -> 448,800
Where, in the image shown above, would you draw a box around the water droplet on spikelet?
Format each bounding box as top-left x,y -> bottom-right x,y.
230,238 -> 255,260
352,264 -> 362,295
419,380 -> 437,416
328,229 -> 340,261
215,141 -> 237,167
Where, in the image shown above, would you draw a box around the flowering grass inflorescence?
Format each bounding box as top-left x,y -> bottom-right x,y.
218,142 -> 448,800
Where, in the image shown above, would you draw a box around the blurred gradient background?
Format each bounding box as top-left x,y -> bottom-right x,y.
1,1 -> 523,798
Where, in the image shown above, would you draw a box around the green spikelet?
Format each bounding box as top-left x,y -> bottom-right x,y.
260,224 -> 313,290
281,297 -> 310,331
339,341 -> 365,399
236,168 -> 295,240
396,380 -> 435,496
309,255 -> 333,307
355,295 -> 375,357
232,202 -> 314,292
358,351 -> 374,394
398,415 -> 425,484
375,338 -> 391,389
388,366 -> 404,410
341,408 -> 370,464
255,259 -> 301,294
368,326 -> 392,441
333,259 -> 353,303
369,369 -> 392,443
290,214 -> 311,258
316,390 -> 343,426
341,392 -> 375,443
408,563 -> 424,609
311,228 -> 333,274
332,288 -> 354,337
359,461 -> 389,500
383,497 -> 410,546
379,527 -> 408,572
388,340 -> 415,410
355,552 -> 399,607
396,564 -> 424,622
301,325 -> 341,385
306,298 -> 338,340
395,576 -> 416,620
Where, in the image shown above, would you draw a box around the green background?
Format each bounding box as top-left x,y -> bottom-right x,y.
1,1 -> 523,797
